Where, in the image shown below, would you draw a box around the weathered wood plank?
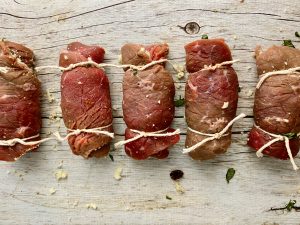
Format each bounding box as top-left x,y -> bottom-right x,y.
1,0 -> 300,224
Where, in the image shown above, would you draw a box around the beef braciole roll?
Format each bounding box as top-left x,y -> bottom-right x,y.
117,43 -> 180,160
248,45 -> 300,170
183,39 -> 242,160
0,41 -> 41,161
59,42 -> 113,158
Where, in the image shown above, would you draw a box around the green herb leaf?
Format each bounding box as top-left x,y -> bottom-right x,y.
282,40 -> 295,48
132,69 -> 138,75
202,34 -> 208,39
226,168 -> 235,183
108,154 -> 114,162
286,200 -> 296,211
283,133 -> 297,139
296,32 -> 300,38
174,95 -> 185,107
166,195 -> 172,200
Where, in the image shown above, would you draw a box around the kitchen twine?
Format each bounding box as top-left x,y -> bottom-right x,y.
0,58 -> 173,147
183,113 -> 246,154
114,128 -> 181,148
182,59 -> 244,154
254,124 -> 299,171
256,66 -> 300,89
254,66 -> 300,170
0,123 -> 114,147
38,58 -> 182,147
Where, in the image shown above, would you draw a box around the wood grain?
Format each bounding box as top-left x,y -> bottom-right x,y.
1,0 -> 300,224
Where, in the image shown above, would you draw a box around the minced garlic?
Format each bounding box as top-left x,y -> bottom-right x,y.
46,89 -> 55,103
86,203 -> 98,210
55,170 -> 68,181
49,188 -> 56,195
114,166 -> 123,181
174,181 -> 185,194
222,102 -> 229,109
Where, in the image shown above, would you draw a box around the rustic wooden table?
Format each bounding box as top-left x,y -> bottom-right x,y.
1,0 -> 300,224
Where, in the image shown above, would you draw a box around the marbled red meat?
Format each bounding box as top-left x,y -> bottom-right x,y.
121,43 -> 180,160
184,39 -> 239,160
60,42 -> 113,158
248,45 -> 300,159
0,41 -> 41,161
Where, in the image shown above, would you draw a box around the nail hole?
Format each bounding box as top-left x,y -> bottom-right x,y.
179,22 -> 200,35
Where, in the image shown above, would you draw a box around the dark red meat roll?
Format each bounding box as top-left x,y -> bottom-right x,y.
120,43 -> 180,160
248,45 -> 300,168
0,41 -> 41,161
60,42 -> 113,158
184,39 -> 239,160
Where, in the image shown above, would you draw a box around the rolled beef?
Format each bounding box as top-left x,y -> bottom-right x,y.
121,43 -> 180,160
185,39 -> 239,160
60,42 -> 113,158
248,45 -> 300,159
0,41 -> 41,161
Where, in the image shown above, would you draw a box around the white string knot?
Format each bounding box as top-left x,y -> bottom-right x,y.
0,124 -> 114,147
254,124 -> 299,171
0,134 -> 53,147
183,113 -> 246,154
201,60 -> 240,71
114,128 -> 180,148
34,58 -> 168,73
256,66 -> 300,89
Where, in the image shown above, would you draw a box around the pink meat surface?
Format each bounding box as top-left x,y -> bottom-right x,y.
248,45 -> 300,160
121,43 -> 180,159
60,42 -> 113,158
184,39 -> 238,160
0,41 -> 41,161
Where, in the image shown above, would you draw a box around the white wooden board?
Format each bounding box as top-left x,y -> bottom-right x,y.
1,0 -> 300,224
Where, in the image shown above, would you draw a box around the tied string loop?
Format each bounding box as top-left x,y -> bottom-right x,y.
200,60 -> 240,71
34,58 -> 168,72
114,128 -> 180,148
254,124 -> 299,171
0,123 -> 114,147
0,134 -> 53,147
256,66 -> 300,89
183,113 -> 246,154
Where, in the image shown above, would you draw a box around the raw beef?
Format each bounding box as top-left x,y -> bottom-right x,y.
121,43 -> 180,160
0,41 -> 41,161
248,45 -> 300,160
60,42 -> 113,158
184,39 -> 239,160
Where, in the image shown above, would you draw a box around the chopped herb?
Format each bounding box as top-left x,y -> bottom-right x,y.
132,69 -> 138,75
202,34 -> 208,39
269,200 -> 300,212
283,133 -> 297,139
296,32 -> 300,38
108,154 -> 114,162
166,195 -> 172,200
226,168 -> 235,183
170,170 -> 184,180
282,40 -> 295,48
174,96 -> 185,107
286,200 -> 296,211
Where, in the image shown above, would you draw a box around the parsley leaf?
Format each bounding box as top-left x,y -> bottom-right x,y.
286,200 -> 296,211
283,133 -> 297,139
282,40 -> 295,48
166,195 -> 172,200
174,95 -> 185,107
202,34 -> 208,39
108,154 -> 114,162
226,168 -> 235,183
295,32 -> 300,38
